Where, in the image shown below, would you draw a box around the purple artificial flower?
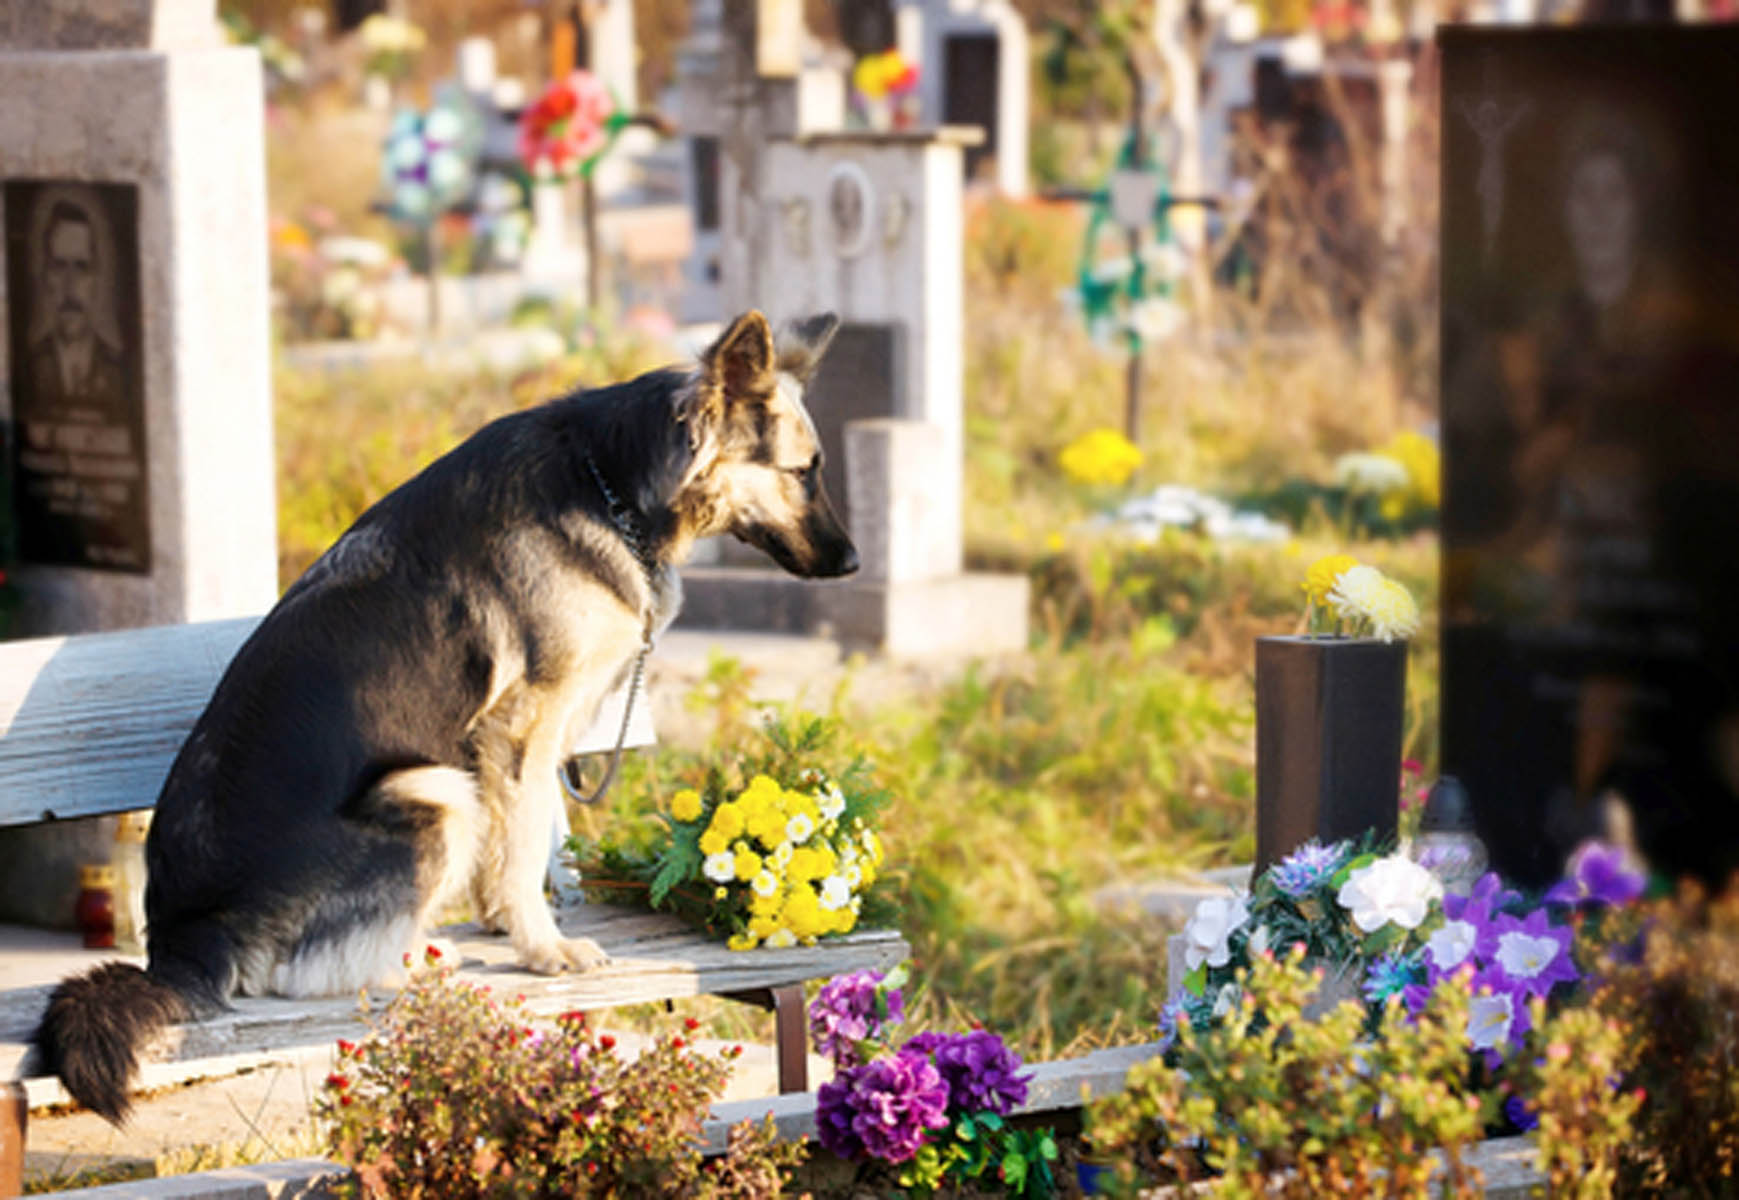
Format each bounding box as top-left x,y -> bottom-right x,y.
822,1049 -> 951,1164
1546,841 -> 1646,909
1443,871 -> 1522,927
1503,1092 -> 1539,1133
1362,950 -> 1423,1008
1488,908 -> 1580,1000
1467,966 -> 1535,1068
1156,996 -> 1190,1052
1269,839 -> 1349,898
912,1029 -> 1031,1117
815,1075 -> 866,1160
810,969 -> 905,1068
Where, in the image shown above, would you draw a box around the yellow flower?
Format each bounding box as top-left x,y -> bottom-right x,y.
749,912 -> 781,938
750,810 -> 787,850
727,932 -> 758,951
1058,428 -> 1143,488
734,848 -> 763,882
750,881 -> 781,910
787,846 -> 824,884
1302,554 -> 1359,609
709,802 -> 745,841
1044,531 -> 1065,553
743,774 -> 782,802
671,788 -> 703,823
765,928 -> 798,949
780,885 -> 826,940
1378,431 -> 1441,510
714,886 -> 729,900
698,828 -> 729,857
1327,566 -> 1421,643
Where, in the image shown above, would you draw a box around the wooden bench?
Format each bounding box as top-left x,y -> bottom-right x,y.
0,618 -> 908,1197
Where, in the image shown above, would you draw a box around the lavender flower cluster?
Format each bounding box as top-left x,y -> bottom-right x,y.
809,969 -> 1032,1166
809,968 -> 904,1068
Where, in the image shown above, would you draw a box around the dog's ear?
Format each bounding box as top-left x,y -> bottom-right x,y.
703,310 -> 777,398
775,312 -> 841,382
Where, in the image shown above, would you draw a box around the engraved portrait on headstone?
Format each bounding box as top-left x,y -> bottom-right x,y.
1440,27 -> 1739,887
827,161 -> 873,258
5,181 -> 150,572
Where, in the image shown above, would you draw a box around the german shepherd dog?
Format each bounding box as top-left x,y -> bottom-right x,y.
34,310 -> 858,1122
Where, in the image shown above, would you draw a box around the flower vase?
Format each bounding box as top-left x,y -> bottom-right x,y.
1254,636 -> 1406,875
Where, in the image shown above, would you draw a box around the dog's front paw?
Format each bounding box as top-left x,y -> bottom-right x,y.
520,936 -> 610,975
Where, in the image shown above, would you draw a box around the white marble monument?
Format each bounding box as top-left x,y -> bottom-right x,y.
0,0 -> 276,926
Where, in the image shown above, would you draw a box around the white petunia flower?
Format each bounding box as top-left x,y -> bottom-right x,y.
1337,854 -> 1444,933
703,851 -> 737,884
751,870 -> 778,897
786,813 -> 815,844
1427,918 -> 1478,972
818,875 -> 852,910
1496,932 -> 1560,981
765,928 -> 797,949
1466,992 -> 1516,1051
1184,894 -> 1251,971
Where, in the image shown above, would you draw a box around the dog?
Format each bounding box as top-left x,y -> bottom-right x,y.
33,309 -> 858,1123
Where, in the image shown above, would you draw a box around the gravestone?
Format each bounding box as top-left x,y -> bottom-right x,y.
679,128 -> 1026,655
0,0 -> 276,925
676,0 -> 847,324
1439,25 -> 1739,886
893,0 -> 1028,197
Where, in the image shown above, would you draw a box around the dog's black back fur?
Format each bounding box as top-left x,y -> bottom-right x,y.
36,366 -> 704,1122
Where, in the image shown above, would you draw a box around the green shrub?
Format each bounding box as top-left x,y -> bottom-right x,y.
1594,881 -> 1739,1193
1083,949 -> 1490,1198
316,962 -> 803,1197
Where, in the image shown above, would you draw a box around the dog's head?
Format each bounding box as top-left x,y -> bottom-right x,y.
675,310 -> 858,579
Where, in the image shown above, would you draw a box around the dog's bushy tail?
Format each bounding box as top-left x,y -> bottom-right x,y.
33,962 -> 192,1124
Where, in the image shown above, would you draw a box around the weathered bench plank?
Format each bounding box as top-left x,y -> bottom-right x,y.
1,903 -> 907,1106
0,618 -> 656,828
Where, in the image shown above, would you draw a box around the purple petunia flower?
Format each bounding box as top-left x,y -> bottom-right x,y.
1488,908 -> 1580,999
1362,950 -> 1422,1007
815,1075 -> 866,1160
819,1049 -> 951,1164
910,1029 -> 1031,1117
1443,871 -> 1521,927
810,969 -> 904,1068
1546,841 -> 1646,909
1504,1093 -> 1539,1133
1269,839 -> 1349,898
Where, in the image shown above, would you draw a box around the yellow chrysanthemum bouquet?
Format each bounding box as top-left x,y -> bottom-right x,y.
1301,554 -> 1421,643
570,715 -> 893,950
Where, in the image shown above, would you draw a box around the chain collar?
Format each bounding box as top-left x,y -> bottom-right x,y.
561,452 -> 660,808
583,450 -> 661,587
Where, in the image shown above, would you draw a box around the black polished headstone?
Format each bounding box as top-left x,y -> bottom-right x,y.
943,33 -> 998,183
5,180 -> 150,574
1439,26 -> 1739,886
805,321 -> 905,535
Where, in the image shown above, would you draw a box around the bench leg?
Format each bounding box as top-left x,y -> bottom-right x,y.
719,985 -> 809,1095
770,985 -> 807,1095
0,1081 -> 24,1200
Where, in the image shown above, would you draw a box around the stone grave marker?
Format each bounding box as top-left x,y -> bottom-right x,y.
679,126 -> 1025,656
0,0 -> 276,924
1439,25 -> 1739,886
677,0 -> 846,324
893,0 -> 1029,197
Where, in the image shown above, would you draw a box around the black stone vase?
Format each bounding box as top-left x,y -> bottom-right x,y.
1254,635 -> 1407,876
